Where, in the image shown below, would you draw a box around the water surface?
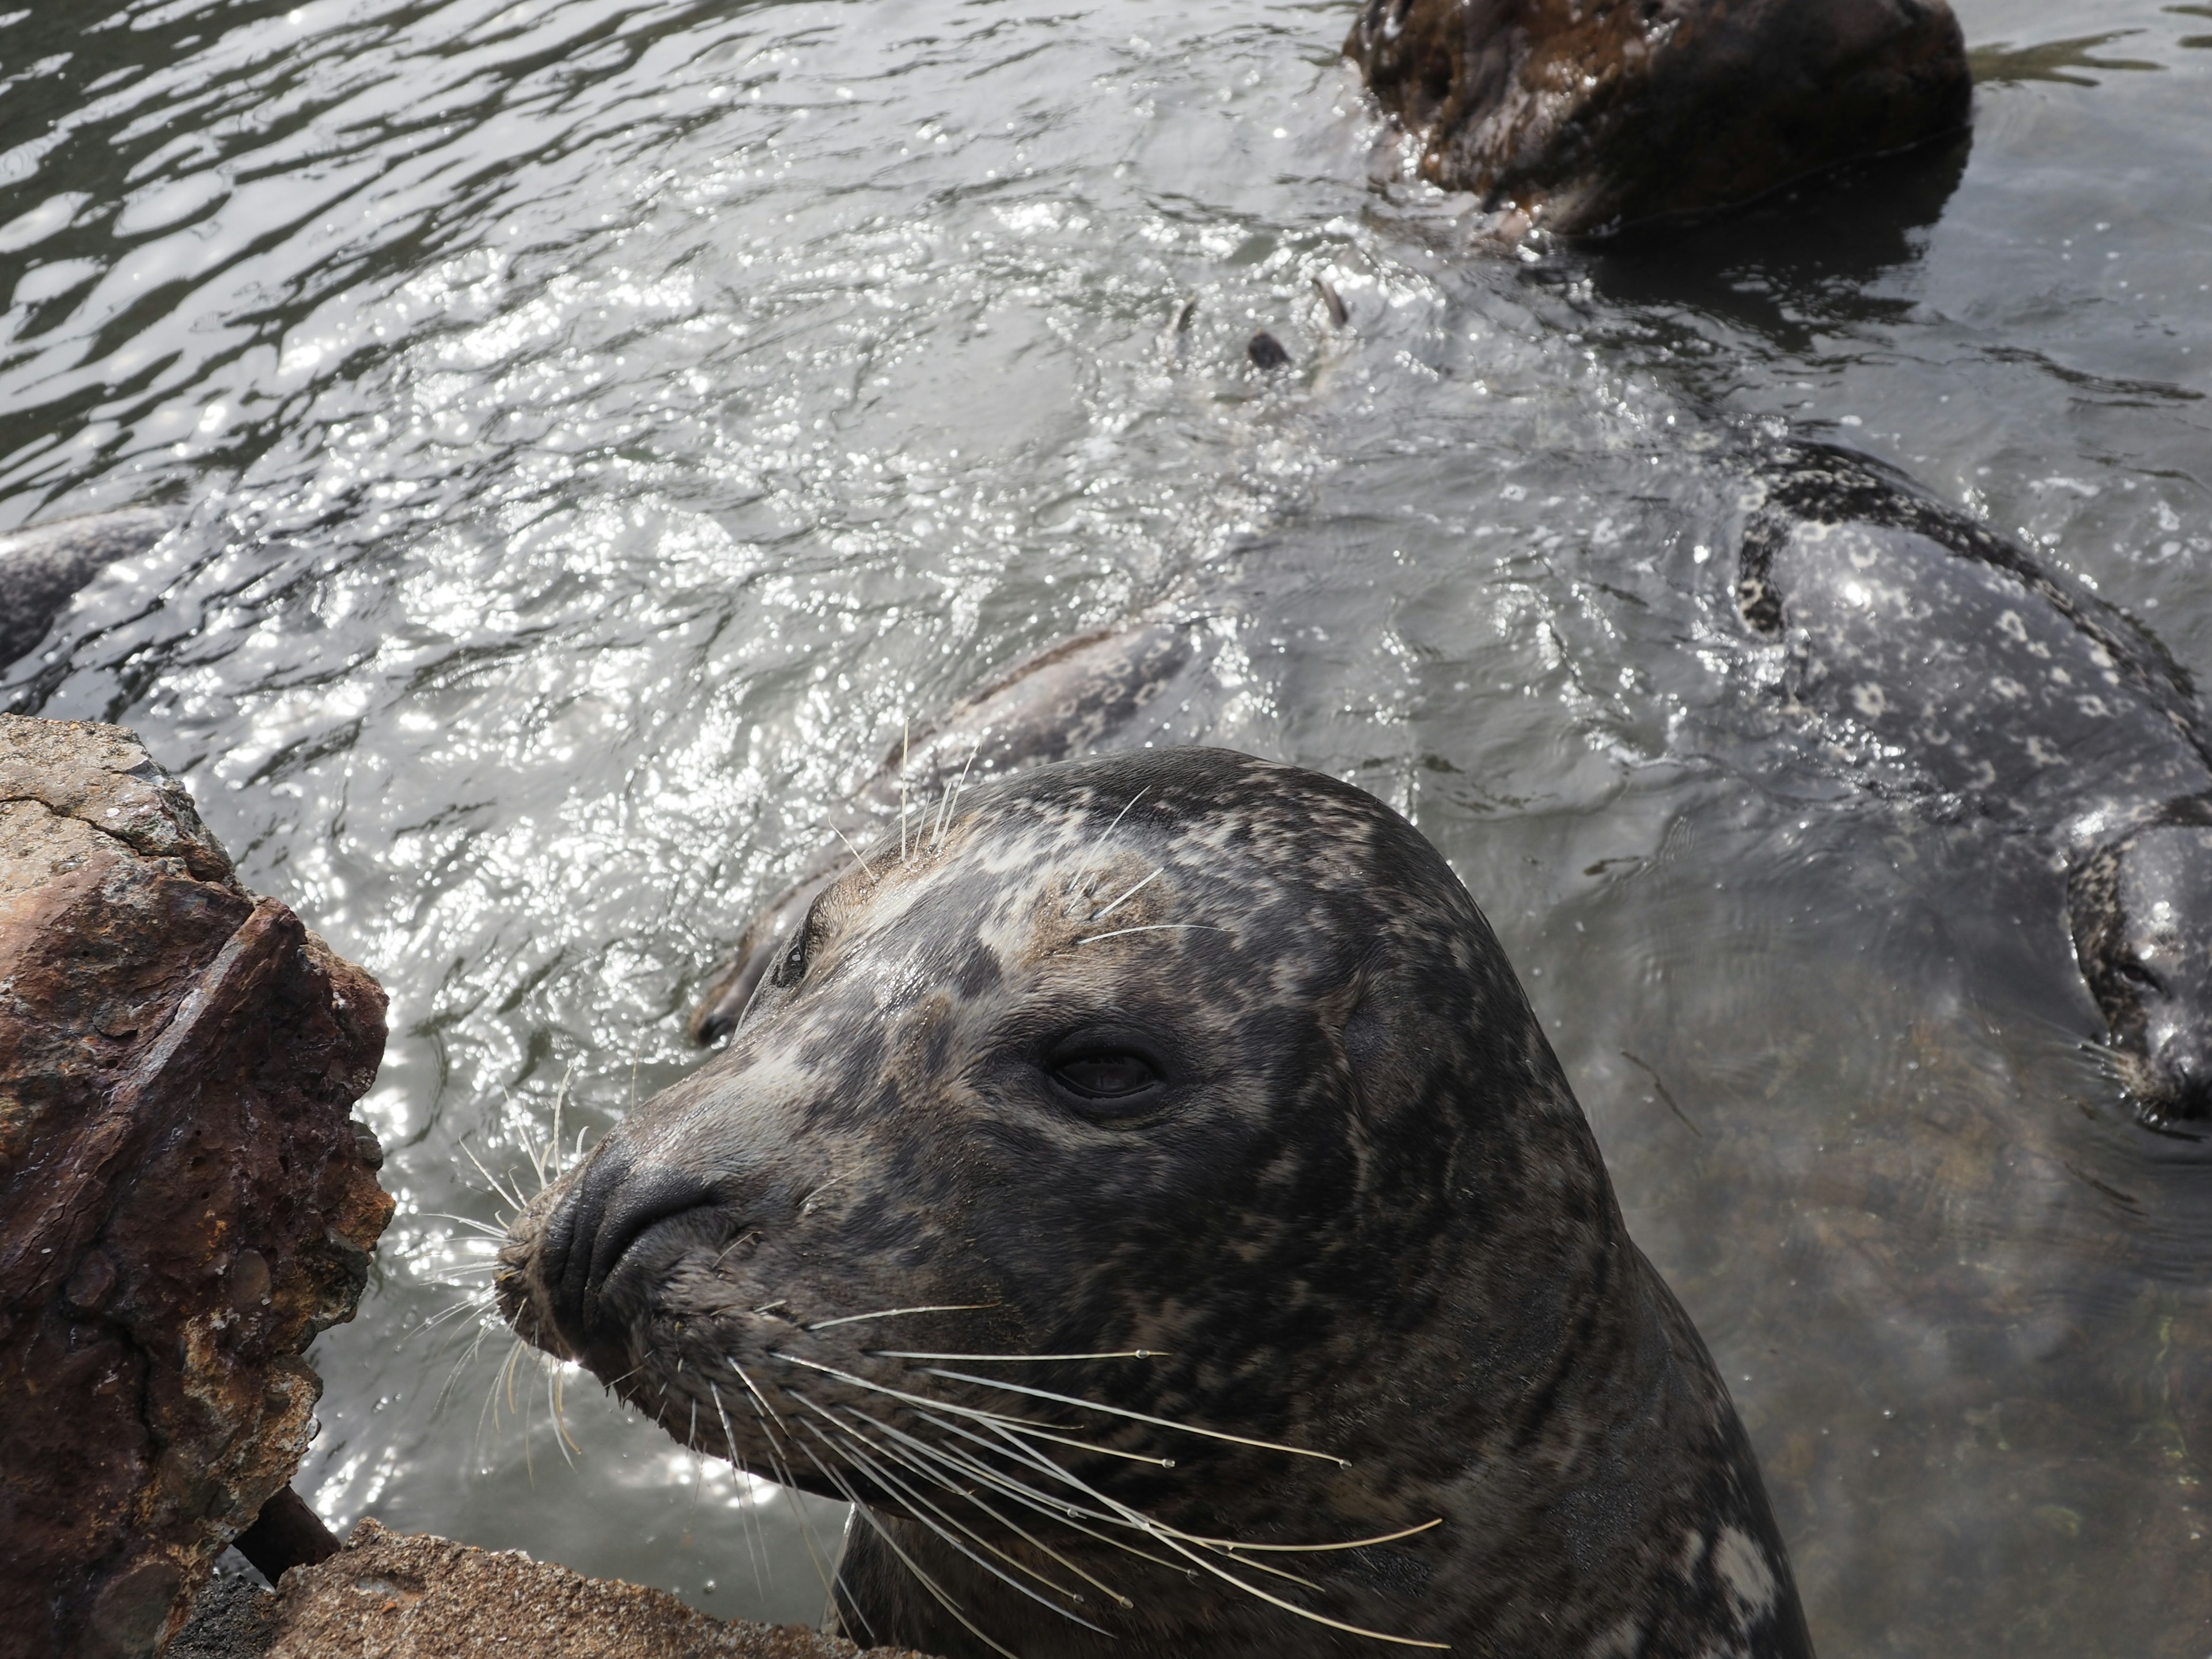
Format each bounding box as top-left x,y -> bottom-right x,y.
5,0 -> 2210,1651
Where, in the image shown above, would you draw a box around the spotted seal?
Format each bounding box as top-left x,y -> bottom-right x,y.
501,747 -> 1811,1659
1732,441 -> 2212,1118
688,615 -> 1208,1044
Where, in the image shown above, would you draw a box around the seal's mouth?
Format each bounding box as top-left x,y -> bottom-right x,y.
2111,1033 -> 2212,1126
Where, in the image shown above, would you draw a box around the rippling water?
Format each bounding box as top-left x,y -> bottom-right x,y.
6,0 -> 2211,1650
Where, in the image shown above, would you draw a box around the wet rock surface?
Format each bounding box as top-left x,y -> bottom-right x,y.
174,1521 -> 935,1659
1347,0 -> 1971,236
0,714 -> 392,1658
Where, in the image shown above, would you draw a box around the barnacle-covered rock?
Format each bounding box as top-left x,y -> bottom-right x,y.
0,714 -> 391,1658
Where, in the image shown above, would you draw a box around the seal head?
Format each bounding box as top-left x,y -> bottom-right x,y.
500,747 -> 1810,1658
2069,802 -> 2212,1120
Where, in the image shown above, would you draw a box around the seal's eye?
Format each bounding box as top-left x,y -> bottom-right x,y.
2116,957 -> 2163,993
771,892 -> 832,990
1051,1051 -> 1160,1101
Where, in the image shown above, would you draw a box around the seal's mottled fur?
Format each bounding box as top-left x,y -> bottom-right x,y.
1734,442 -> 2212,1118
499,748 -> 1810,1658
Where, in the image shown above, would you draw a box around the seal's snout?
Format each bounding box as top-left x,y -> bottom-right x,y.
532,1146 -> 731,1353
2135,1017 -> 2212,1122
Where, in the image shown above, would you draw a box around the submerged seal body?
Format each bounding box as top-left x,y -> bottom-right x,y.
503,747 -> 1810,1659
688,616 -> 1205,1043
0,507 -> 179,667
1732,443 -> 2212,1117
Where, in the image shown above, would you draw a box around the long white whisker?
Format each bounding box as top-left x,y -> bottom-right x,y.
550,1062 -> 570,1184
770,1353 -> 1167,1462
915,1368 -> 1346,1465
967,1422 -> 1445,1649
791,1397 -> 1108,1630
419,1212 -> 510,1237
458,1140 -> 528,1213
707,1383 -> 772,1601
1209,1518 -> 1448,1555
796,1433 -> 1024,1659
869,1350 -> 1166,1363
806,1304 -> 995,1331
1074,923 -> 1230,946
830,821 -> 879,884
1090,866 -> 1163,922
828,1399 -> 1139,1609
1066,788 -> 1148,897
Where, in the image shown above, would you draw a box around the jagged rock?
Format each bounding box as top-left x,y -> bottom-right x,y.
174,1521 -> 937,1659
0,714 -> 392,1659
1346,0 -> 1972,237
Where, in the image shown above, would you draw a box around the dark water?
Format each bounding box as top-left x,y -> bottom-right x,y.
5,0 -> 2210,1652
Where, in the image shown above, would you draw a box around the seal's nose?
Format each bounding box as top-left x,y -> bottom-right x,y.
2151,1041 -> 2212,1120
537,1145 -> 721,1351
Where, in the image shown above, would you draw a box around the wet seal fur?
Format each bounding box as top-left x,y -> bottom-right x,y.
502,748 -> 1811,1659
688,616 -> 1207,1045
1733,442 -> 2212,1119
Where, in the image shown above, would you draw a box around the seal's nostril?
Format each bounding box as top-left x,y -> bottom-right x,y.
540,1152 -> 727,1347
585,1168 -> 724,1296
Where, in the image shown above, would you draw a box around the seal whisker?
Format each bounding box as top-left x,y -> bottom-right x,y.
421,1212 -> 510,1238
796,1433 -> 1025,1659
770,1353 -> 1152,1451
822,1398 -> 1139,1611
899,718 -> 911,866
805,1303 -> 997,1331
868,1349 -> 1168,1363
1203,1517 -> 1447,1554
457,1138 -> 529,1214
843,1406 -> 1198,1585
771,1352 -> 1132,1446
929,733 -> 986,861
792,1396 -> 1108,1628
1090,866 -> 1164,922
830,821 -> 880,884
722,1370 -> 868,1634
1072,923 -> 1229,945
728,1359 -> 793,1446
1063,786 -> 1149,900
430,1310 -> 497,1418
968,1422 -> 1447,1649
915,1367 -> 1347,1465
550,1365 -> 580,1465
548,1062 -> 571,1184
707,1383 -> 772,1600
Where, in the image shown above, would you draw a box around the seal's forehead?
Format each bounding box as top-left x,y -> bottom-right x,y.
2119,826 -> 2212,918
958,748 -> 1403,889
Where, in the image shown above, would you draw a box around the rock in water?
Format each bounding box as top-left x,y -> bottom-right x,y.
0,715 -> 392,1659
174,1520 -> 937,1659
1346,0 -> 1971,237
0,509 -> 180,667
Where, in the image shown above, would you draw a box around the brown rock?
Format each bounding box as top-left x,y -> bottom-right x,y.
0,714 -> 392,1659
1346,0 -> 1972,237
176,1521 -> 934,1659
